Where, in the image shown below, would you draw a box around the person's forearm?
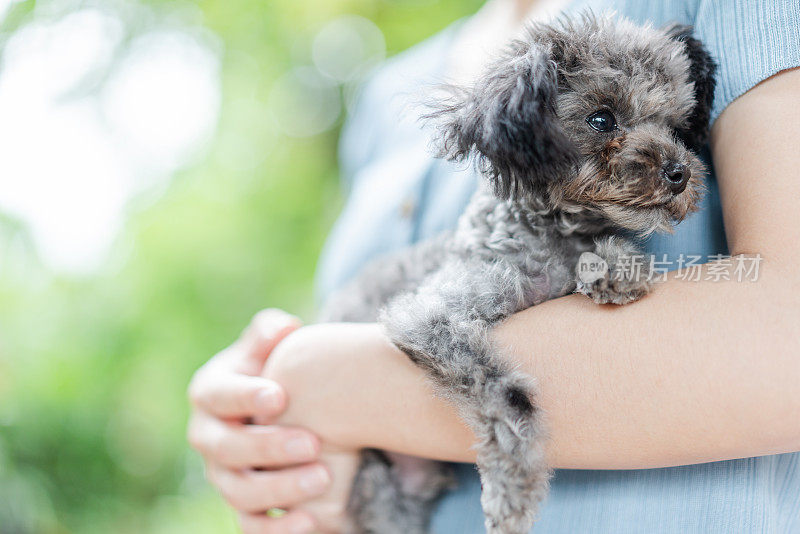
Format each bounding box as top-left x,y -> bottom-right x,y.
269,68 -> 800,470
269,261 -> 800,469
497,260 -> 800,468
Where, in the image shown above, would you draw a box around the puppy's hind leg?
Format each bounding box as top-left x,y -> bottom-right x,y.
382,260 -> 552,534
346,450 -> 454,534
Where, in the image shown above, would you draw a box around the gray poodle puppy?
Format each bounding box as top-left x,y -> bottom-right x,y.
320,13 -> 715,534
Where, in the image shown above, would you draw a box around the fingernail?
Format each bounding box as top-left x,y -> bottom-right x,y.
284,437 -> 316,461
298,465 -> 330,496
255,386 -> 282,413
288,514 -> 316,534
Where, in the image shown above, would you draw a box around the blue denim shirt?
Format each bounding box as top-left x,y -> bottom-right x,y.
316,1 -> 800,532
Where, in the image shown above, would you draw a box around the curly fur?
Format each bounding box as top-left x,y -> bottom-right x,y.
321,13 -> 715,534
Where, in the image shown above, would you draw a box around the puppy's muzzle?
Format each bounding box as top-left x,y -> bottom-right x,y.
662,162 -> 690,194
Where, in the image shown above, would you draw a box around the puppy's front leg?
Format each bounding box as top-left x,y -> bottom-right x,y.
575,235 -> 654,305
382,260 -> 552,534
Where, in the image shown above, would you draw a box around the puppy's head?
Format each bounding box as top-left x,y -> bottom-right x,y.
429,14 -> 716,235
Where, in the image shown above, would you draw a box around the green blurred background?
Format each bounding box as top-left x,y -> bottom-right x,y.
0,0 -> 480,532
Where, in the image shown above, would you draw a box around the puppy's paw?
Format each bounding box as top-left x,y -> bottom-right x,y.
575,251 -> 652,305
576,269 -> 652,305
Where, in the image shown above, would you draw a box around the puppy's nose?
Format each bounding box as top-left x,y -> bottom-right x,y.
662,162 -> 690,194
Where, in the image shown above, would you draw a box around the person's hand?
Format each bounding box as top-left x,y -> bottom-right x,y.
187,309 -> 332,534
259,324 -> 370,533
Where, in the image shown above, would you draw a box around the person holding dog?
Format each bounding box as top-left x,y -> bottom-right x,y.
188,0 -> 800,532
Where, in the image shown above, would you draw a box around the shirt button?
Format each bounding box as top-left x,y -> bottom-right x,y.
399,197 -> 416,219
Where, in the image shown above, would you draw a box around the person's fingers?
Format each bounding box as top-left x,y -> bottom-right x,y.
188,413 -> 320,469
189,371 -> 286,420
241,309 -> 302,362
207,462 -> 332,512
238,510 -> 317,534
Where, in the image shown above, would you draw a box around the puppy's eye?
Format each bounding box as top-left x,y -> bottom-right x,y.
586,110 -> 617,133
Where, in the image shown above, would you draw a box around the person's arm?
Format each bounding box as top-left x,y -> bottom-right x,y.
266,67 -> 800,469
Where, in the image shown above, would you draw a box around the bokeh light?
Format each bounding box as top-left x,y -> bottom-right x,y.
0,5 -> 220,273
269,66 -> 341,138
312,15 -> 386,82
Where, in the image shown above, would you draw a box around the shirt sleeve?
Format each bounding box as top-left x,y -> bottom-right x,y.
694,0 -> 800,125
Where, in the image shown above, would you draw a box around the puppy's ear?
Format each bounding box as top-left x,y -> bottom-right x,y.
666,24 -> 717,152
426,40 -> 578,199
